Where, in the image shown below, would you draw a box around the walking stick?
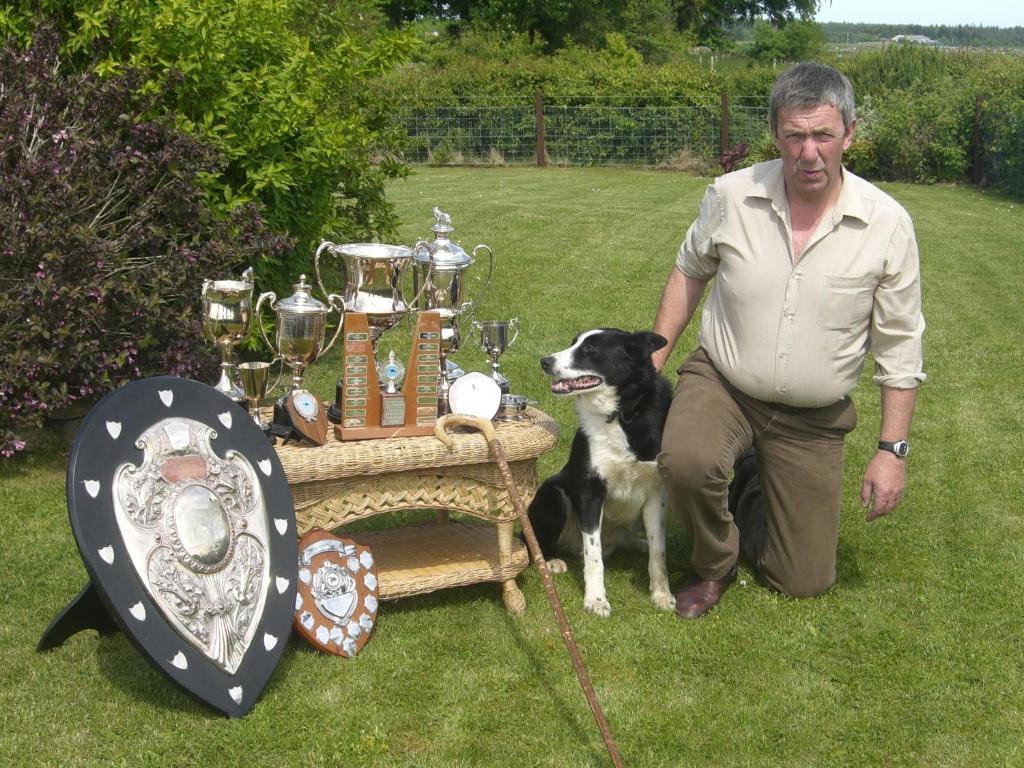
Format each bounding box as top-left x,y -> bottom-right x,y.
435,414 -> 626,768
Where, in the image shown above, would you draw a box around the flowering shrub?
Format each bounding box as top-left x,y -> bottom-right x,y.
0,29 -> 290,457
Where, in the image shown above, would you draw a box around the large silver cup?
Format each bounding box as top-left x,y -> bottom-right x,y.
313,242 -> 429,352
255,275 -> 344,391
201,267 -> 254,401
472,318 -> 519,393
412,208 -> 494,411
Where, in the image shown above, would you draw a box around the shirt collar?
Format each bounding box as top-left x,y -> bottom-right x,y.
745,160 -> 871,225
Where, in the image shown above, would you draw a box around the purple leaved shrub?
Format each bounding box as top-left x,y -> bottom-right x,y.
0,29 -> 291,458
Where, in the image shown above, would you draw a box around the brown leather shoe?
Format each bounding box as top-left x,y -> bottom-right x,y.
674,565 -> 737,619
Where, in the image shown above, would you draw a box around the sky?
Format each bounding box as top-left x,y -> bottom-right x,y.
814,0 -> 1022,28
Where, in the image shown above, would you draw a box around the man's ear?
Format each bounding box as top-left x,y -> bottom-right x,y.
843,118 -> 857,150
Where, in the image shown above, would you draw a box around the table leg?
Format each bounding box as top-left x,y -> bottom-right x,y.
497,520 -> 526,615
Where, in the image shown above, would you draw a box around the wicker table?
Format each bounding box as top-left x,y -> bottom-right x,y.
272,408 -> 559,615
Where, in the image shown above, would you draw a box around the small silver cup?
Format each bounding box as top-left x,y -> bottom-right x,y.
238,361 -> 272,431
472,318 -> 519,393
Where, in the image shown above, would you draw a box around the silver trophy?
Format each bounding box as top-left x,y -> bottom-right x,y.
255,275 -> 344,391
472,318 -> 519,394
237,361 -> 273,435
412,207 -> 494,412
313,242 -> 430,354
201,267 -> 254,401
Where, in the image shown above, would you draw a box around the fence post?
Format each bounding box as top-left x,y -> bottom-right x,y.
535,91 -> 547,167
972,95 -> 984,185
719,91 -> 730,156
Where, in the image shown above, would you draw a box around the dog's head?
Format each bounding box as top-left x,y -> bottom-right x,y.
540,328 -> 667,397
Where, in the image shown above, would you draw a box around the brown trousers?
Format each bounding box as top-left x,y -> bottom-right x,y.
657,348 -> 857,597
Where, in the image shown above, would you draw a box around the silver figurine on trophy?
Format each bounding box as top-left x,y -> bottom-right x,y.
412,207 -> 494,413
201,267 -> 254,401
472,318 -> 519,394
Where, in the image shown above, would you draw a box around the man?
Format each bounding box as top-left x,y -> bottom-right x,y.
652,62 -> 925,618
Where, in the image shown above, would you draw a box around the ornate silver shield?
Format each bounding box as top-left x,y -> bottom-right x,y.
113,418 -> 270,674
54,376 -> 297,717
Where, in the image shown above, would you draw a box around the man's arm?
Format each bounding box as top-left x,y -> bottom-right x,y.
861,386 -> 918,521
652,267 -> 708,373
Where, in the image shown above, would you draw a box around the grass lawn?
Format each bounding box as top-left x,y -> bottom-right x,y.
2,166 -> 1022,767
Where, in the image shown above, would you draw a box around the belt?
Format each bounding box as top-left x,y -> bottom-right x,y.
768,402 -> 811,414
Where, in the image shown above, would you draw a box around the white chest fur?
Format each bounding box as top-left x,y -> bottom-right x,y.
575,394 -> 660,505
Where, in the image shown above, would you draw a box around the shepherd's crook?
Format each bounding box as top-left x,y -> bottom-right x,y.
434,414 -> 625,768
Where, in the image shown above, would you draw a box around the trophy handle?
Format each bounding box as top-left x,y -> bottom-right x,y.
407,246 -> 434,312
254,291 -> 278,356
506,317 -> 520,349
320,294 -> 346,357
267,357 -> 285,394
313,241 -> 347,307
470,318 -> 486,354
471,243 -> 494,309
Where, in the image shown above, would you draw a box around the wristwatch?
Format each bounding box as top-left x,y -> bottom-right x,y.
878,440 -> 910,458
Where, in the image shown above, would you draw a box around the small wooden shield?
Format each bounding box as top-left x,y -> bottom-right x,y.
295,529 -> 378,657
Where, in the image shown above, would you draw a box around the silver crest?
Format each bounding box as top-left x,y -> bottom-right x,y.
112,418 -> 270,674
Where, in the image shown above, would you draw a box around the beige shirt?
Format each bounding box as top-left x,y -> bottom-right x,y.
676,160 -> 926,407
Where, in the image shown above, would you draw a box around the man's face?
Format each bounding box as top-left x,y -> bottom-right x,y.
773,104 -> 855,204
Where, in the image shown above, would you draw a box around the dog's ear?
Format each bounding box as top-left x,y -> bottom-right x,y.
634,331 -> 668,353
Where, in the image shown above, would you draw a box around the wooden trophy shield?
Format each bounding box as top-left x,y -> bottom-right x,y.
284,389 -> 328,445
336,311 -> 441,440
295,529 -> 378,657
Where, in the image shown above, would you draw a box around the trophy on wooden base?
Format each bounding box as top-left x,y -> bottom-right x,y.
335,311 -> 442,440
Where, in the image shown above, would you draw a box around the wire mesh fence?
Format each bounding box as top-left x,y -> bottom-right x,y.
981,101 -> 1024,196
396,102 -> 770,167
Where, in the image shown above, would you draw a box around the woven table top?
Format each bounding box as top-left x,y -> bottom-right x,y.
274,407 -> 560,485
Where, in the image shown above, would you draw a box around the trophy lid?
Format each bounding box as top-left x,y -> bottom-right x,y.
414,207 -> 474,268
277,275 -> 327,315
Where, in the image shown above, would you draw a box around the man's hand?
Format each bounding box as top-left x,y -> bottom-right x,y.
860,451 -> 907,521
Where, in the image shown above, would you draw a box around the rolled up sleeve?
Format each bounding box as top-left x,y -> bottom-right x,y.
870,215 -> 927,389
676,185 -> 721,281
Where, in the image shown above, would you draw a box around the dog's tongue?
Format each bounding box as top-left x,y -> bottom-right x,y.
551,376 -> 601,394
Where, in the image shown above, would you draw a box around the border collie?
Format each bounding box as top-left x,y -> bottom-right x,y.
527,328 -> 674,617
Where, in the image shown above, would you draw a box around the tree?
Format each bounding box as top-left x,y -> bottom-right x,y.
382,0 -> 820,52
674,0 -> 821,47
749,19 -> 825,62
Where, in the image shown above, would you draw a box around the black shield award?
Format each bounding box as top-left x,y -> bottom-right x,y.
38,376 -> 297,717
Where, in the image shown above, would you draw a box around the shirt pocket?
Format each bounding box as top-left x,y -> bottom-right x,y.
817,275 -> 875,331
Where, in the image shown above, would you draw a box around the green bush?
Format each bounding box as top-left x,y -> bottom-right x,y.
0,28 -> 288,457
3,0 -> 418,292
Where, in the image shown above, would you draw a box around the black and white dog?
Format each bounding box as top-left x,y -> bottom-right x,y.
527,328 -> 675,617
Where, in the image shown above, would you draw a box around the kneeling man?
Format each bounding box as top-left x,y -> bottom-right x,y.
652,62 -> 926,618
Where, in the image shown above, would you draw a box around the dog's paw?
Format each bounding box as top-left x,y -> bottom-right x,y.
583,596 -> 612,618
545,558 -> 568,574
651,590 -> 676,612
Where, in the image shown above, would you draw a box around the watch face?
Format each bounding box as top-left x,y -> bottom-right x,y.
895,441 -> 910,457
291,390 -> 319,421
